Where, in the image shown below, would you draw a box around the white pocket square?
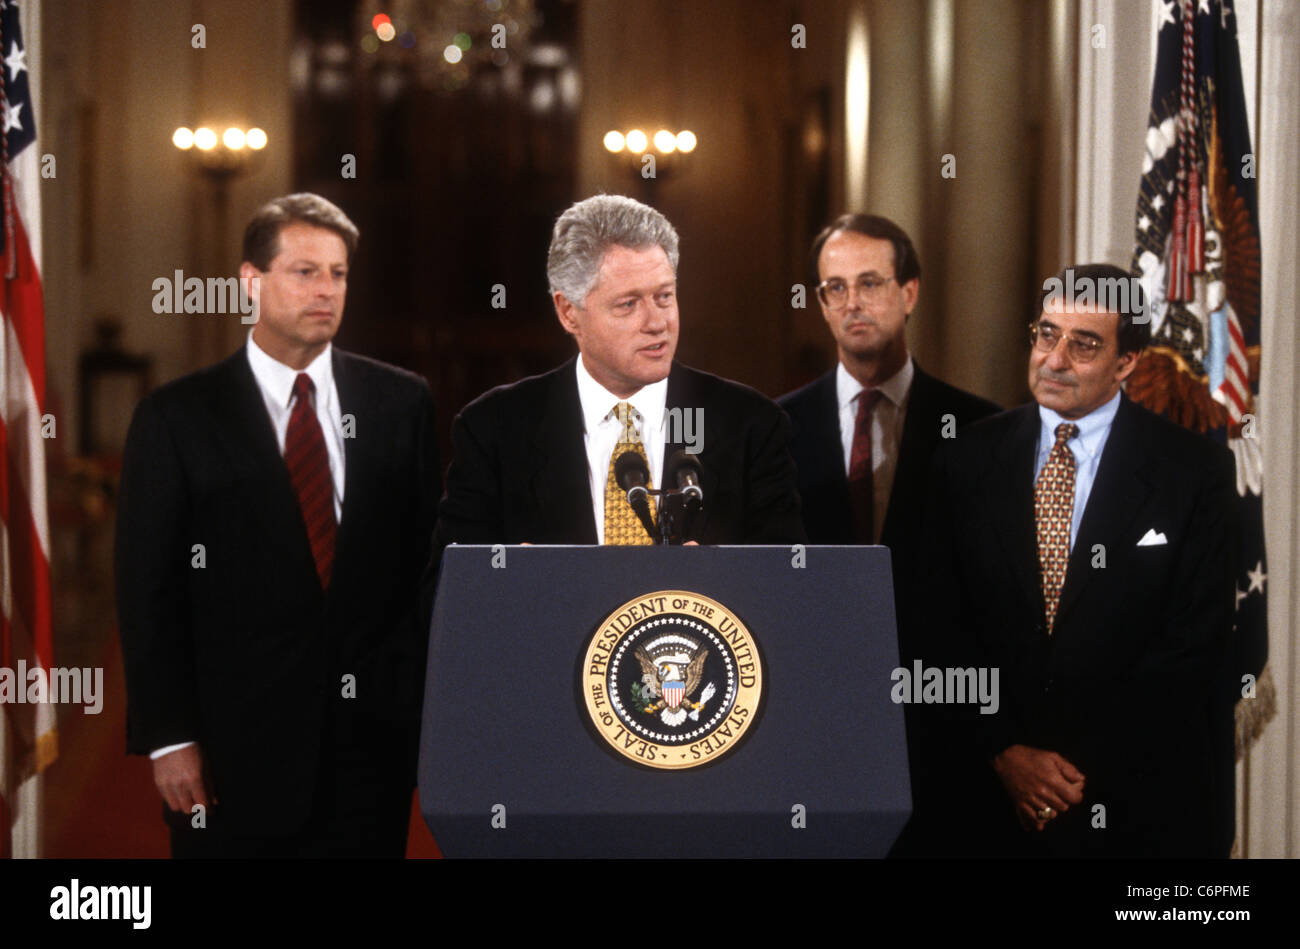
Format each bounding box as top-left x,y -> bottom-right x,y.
1136,529 -> 1168,546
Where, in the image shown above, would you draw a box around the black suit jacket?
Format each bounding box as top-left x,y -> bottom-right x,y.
779,362 -> 997,855
115,347 -> 440,836
919,393 -> 1237,856
435,357 -> 805,548
779,362 -> 998,618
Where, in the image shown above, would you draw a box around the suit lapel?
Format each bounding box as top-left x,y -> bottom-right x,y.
665,364 -> 715,540
809,368 -> 848,501
213,350 -> 286,473
330,349 -> 373,592
214,350 -> 322,594
986,404 -> 1044,616
1053,395 -> 1154,628
882,364 -> 932,543
526,359 -> 598,543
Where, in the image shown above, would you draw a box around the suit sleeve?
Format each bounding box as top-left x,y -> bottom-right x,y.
741,403 -> 807,544
917,444 -> 1030,762
114,396 -> 201,755
1116,446 -> 1237,763
398,384 -> 442,726
433,401 -> 504,552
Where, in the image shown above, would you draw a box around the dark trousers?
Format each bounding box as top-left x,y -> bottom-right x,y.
166,723 -> 415,858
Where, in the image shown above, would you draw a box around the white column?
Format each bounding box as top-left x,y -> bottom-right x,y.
1073,0 -> 1298,858
1245,0 -> 1300,860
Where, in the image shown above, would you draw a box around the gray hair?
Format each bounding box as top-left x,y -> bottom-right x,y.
546,194 -> 680,305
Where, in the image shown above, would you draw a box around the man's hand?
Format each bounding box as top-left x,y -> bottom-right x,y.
152,744 -> 216,814
992,744 -> 1085,832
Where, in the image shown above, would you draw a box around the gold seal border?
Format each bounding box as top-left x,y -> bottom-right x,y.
581,589 -> 763,771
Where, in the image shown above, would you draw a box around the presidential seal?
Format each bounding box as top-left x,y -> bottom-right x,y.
581,590 -> 763,770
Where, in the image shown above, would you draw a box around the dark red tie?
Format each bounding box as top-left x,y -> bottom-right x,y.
848,389 -> 882,544
285,373 -> 336,588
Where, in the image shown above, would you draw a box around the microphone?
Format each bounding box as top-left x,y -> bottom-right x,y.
665,449 -> 704,507
614,450 -> 658,541
664,449 -> 704,544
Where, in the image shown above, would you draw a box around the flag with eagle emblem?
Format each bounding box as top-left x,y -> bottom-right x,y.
1130,0 -> 1272,761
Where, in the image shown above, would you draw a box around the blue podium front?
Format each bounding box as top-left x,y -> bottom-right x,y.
419,545 -> 909,857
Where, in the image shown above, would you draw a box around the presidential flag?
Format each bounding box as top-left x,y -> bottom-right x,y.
1128,0 -> 1271,755
0,0 -> 53,859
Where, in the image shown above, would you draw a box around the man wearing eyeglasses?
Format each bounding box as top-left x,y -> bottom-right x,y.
918,263 -> 1236,856
778,214 -> 997,855
780,213 -> 997,557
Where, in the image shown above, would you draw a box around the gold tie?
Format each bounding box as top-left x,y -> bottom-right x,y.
603,402 -> 656,545
1035,422 -> 1079,632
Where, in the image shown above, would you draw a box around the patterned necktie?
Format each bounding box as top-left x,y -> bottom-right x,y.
848,389 -> 883,544
1035,422 -> 1078,632
603,402 -> 656,545
285,373 -> 337,588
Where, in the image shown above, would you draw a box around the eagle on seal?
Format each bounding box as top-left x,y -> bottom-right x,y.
634,644 -> 708,714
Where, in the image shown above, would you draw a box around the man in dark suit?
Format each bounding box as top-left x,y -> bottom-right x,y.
116,193 -> 440,857
435,194 -> 804,549
778,214 -> 997,853
779,214 -> 998,579
920,263 -> 1236,856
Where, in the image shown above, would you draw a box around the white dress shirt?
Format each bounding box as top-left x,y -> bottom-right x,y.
836,356 -> 914,543
245,333 -> 346,523
1033,390 -> 1121,551
150,335 -> 348,760
575,355 -> 667,545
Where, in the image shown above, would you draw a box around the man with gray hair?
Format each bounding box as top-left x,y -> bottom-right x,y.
435,194 -> 804,548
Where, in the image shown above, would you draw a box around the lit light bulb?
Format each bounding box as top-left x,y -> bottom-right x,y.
603,130 -> 625,153
172,127 -> 195,150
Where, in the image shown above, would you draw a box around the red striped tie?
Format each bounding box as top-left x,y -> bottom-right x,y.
285,373 -> 336,588
848,389 -> 882,543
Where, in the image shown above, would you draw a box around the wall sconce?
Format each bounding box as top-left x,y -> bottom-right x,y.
173,125 -> 268,178
172,124 -> 269,365
603,128 -> 696,177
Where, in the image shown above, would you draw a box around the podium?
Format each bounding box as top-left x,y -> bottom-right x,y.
419,545 -> 909,857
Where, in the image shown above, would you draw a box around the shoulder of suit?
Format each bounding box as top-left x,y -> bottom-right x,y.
776,369 -> 834,414
909,363 -> 1001,419
134,349 -> 246,417
934,401 -> 1031,466
674,363 -> 783,417
454,359 -> 572,425
332,348 -> 431,404
1120,395 -> 1234,468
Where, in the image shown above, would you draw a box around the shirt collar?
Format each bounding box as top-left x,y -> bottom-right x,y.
835,355 -> 914,411
1037,389 -> 1121,462
574,354 -> 668,436
246,331 -> 334,408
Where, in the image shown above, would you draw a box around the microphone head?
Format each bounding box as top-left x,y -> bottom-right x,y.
665,448 -> 702,488
614,450 -> 650,491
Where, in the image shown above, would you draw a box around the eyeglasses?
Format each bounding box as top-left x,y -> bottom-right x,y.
816,274 -> 896,309
1029,322 -> 1106,363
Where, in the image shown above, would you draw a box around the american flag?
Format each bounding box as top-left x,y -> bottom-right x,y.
1128,0 -> 1270,756
0,0 -> 53,859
